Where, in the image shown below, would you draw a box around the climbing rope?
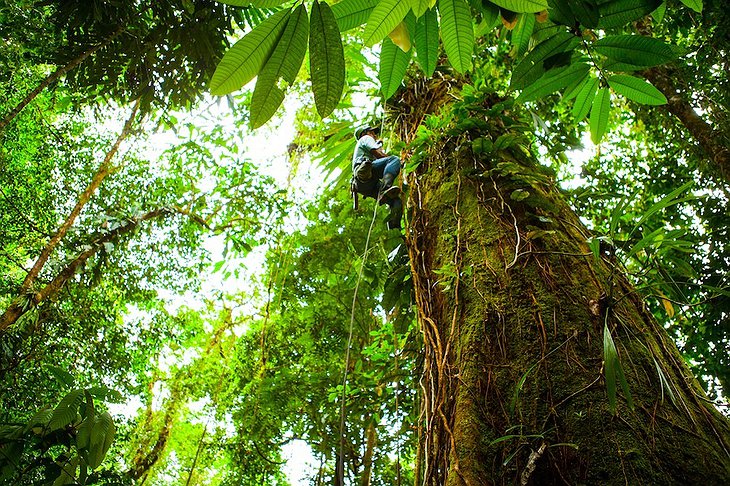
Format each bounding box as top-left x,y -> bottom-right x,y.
336,191 -> 380,485
337,105 -> 394,484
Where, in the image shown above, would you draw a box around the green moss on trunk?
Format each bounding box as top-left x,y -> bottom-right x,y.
398,79 -> 730,485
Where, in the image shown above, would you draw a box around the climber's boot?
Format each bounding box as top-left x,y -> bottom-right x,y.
379,173 -> 400,202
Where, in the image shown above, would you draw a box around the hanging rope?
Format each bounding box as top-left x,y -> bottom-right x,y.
336,194 -> 380,486
336,106 -> 392,485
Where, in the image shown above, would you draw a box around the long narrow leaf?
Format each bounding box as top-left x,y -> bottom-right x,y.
510,363 -> 537,415
438,0 -> 473,73
634,181 -> 694,230
380,37 -> 412,99
363,0 -> 412,46
603,323 -> 619,414
310,0 -> 345,118
251,4 -> 309,128
414,7 -> 439,76
210,9 -> 291,95
604,323 -> 634,415
589,87 -> 610,144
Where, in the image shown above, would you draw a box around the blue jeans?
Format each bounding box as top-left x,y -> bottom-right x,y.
373,155 -> 401,181
354,156 -> 402,229
354,156 -> 401,199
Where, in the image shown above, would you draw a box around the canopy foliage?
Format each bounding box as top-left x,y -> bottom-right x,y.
0,0 -> 727,484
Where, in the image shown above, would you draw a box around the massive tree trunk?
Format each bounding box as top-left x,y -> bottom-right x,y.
395,77 -> 730,485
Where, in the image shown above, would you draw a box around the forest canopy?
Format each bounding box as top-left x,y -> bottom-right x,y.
0,0 -> 728,484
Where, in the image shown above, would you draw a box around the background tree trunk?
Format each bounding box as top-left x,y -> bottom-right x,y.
395,77 -> 730,485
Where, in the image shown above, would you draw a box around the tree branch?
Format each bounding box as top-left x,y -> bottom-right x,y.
642,65 -> 730,182
0,26 -> 124,133
18,100 -> 140,296
0,206 -> 168,332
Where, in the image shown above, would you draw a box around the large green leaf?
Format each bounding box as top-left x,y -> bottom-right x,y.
310,0 -> 345,118
571,76 -> 598,120
210,9 -> 291,95
87,412 -> 115,469
489,0 -> 548,13
548,0 -> 599,28
251,4 -> 309,128
363,0 -> 412,46
49,389 -> 84,431
414,7 -> 439,76
438,0 -> 473,73
594,35 -> 675,68
608,74 -> 667,105
516,62 -> 590,102
332,0 -> 378,31
679,0 -> 702,12
511,12 -> 535,57
412,0 -> 434,17
590,87 -> 610,144
380,38 -> 412,99
510,31 -> 579,90
598,0 -> 661,29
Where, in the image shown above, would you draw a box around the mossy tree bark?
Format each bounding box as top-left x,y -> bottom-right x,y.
394,77 -> 730,485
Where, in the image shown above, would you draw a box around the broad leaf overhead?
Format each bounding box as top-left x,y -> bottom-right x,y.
490,0 -> 548,13
590,87 -> 611,144
363,0 -> 412,46
607,74 -> 668,106
593,35 -> 676,68
414,7 -> 439,77
380,37 -> 412,99
210,8 -> 291,95
309,0 -> 345,118
251,4 -> 309,128
438,0 -> 473,73
332,0 -> 378,32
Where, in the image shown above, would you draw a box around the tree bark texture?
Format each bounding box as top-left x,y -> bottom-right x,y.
394,77 -> 730,485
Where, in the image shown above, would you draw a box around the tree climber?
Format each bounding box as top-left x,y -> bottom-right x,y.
351,125 -> 403,230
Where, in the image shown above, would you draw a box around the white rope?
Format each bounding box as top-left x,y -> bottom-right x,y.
337,106 -> 390,485
336,193 -> 380,485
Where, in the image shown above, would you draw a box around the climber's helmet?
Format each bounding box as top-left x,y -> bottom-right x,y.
354,125 -> 380,140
